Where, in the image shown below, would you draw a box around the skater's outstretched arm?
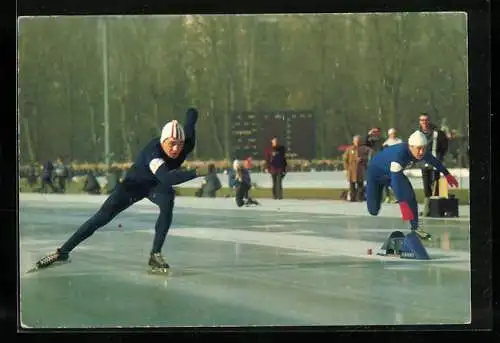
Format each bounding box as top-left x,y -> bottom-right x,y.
183,108 -> 198,155
422,151 -> 449,176
422,151 -> 459,187
149,158 -> 200,186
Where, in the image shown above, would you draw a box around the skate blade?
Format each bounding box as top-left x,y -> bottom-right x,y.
417,234 -> 432,241
25,260 -> 71,274
148,267 -> 171,276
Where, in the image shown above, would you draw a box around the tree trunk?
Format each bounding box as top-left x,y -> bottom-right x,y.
22,117 -> 36,162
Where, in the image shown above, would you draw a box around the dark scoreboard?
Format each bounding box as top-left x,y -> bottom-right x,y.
231,110 -> 315,160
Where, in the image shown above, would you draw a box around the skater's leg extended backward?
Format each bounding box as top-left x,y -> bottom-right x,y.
35,185 -> 141,269
59,184 -> 140,254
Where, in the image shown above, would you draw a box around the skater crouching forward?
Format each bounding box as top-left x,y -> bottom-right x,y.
34,108 -> 209,273
365,130 -> 458,240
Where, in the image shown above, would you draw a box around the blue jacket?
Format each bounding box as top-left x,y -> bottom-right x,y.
368,142 -> 450,200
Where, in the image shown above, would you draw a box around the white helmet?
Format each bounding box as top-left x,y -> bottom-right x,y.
408,130 -> 427,147
160,120 -> 185,143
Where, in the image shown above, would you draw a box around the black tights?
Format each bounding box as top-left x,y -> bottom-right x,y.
59,184 -> 175,255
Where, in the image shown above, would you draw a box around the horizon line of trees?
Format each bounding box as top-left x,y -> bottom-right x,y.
18,13 -> 468,164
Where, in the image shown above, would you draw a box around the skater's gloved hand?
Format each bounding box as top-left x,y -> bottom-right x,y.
445,174 -> 459,188
399,201 -> 414,221
195,166 -> 209,177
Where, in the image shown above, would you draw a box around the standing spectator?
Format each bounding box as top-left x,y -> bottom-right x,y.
382,128 -> 403,203
264,136 -> 287,200
27,162 -> 38,188
54,157 -> 69,193
382,128 -> 403,148
343,135 -> 372,202
38,160 -> 58,193
417,113 -> 449,216
364,127 -> 383,157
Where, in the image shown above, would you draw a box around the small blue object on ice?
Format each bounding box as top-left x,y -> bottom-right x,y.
377,230 -> 430,260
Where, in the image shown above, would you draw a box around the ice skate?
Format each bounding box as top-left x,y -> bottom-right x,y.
28,249 -> 70,273
245,198 -> 260,206
148,253 -> 170,274
415,228 -> 432,241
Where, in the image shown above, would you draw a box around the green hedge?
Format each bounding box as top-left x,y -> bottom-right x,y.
19,179 -> 469,205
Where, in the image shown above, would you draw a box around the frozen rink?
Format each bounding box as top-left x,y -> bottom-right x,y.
19,193 -> 471,328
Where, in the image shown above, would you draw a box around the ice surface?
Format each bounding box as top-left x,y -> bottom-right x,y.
19,193 -> 471,328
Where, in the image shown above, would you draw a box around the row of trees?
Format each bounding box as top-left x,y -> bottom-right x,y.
18,13 -> 468,163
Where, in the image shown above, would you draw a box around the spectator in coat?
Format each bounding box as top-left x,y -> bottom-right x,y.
417,113 -> 449,216
27,162 -> 38,188
382,128 -> 403,148
264,136 -> 287,200
343,135 -> 372,201
364,127 -> 383,157
228,160 -> 259,207
195,163 -> 222,198
38,160 -> 58,193
54,157 -> 69,193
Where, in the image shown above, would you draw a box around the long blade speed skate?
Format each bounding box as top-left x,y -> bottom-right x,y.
27,250 -> 70,274
415,228 -> 432,241
148,253 -> 170,275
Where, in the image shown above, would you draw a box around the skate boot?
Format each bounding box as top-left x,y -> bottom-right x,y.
34,249 -> 69,270
415,228 -> 432,241
245,198 -> 260,206
148,253 -> 170,273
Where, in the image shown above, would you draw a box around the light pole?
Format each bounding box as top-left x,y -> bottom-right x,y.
100,18 -> 110,168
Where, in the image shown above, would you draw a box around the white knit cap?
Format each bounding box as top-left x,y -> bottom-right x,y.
160,120 -> 185,143
388,128 -> 396,135
408,130 -> 427,147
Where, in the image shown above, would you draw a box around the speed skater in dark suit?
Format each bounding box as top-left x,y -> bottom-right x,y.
365,131 -> 458,241
34,108 -> 208,273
